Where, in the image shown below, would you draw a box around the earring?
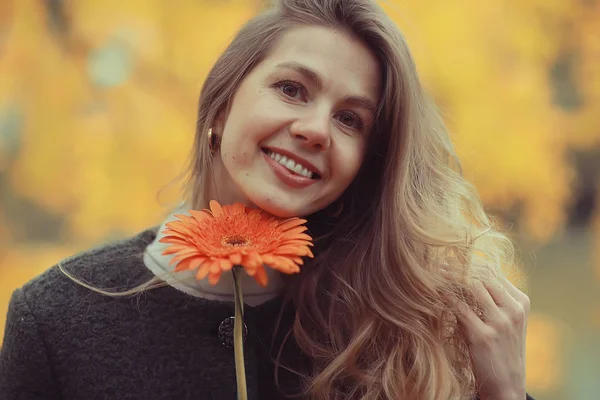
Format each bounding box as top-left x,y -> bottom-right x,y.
207,128 -> 220,153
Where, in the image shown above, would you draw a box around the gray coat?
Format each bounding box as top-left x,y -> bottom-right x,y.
0,229 -> 302,399
0,229 -> 534,400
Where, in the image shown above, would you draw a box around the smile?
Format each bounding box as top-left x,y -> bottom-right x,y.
262,148 -> 321,179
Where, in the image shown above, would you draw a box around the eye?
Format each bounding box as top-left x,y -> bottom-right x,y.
275,80 -> 307,101
336,111 -> 364,130
282,83 -> 299,97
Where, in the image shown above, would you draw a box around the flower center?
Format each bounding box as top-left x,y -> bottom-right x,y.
223,235 -> 250,247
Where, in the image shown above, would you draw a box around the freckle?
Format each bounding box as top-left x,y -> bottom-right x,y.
232,156 -> 236,160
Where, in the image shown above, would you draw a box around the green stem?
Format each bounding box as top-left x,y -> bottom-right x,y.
232,267 -> 247,400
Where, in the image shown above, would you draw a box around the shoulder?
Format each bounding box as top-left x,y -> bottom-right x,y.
17,227 -> 158,323
0,228 -> 159,397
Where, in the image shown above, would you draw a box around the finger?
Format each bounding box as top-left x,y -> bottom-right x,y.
497,273 -> 530,304
485,275 -> 531,326
454,299 -> 488,344
471,281 -> 501,321
482,279 -> 513,308
479,266 -> 527,306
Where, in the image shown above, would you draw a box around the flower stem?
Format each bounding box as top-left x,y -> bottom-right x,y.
232,267 -> 247,400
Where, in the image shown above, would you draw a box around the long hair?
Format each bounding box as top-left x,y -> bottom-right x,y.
185,0 -> 516,398
62,1 -> 517,398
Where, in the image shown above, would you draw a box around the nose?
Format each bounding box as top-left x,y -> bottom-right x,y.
289,109 -> 331,151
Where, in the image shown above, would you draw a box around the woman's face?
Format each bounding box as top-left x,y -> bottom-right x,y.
213,25 -> 381,217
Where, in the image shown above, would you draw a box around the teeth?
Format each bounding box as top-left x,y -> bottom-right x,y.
266,150 -> 314,179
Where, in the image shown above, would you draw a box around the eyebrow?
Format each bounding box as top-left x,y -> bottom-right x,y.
275,61 -> 378,115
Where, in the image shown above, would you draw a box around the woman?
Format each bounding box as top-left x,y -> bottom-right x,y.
0,0 -> 534,399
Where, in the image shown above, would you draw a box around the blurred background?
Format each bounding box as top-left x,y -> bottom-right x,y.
0,0 -> 598,398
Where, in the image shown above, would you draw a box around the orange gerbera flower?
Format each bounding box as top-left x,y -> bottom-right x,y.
160,200 -> 314,287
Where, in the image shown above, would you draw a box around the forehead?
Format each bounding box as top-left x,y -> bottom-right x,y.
260,25 -> 381,101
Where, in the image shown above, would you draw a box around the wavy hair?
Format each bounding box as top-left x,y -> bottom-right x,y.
185,0 -> 516,398
62,1 -> 517,398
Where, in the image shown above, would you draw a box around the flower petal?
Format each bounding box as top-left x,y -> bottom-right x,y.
253,265 -> 269,287
189,209 -> 212,222
283,233 -> 313,242
261,254 -> 275,264
269,256 -> 301,274
161,245 -> 191,255
174,258 -> 194,272
290,256 -> 304,265
195,263 -> 210,280
161,233 -> 194,244
272,245 -> 310,256
209,200 -> 223,218
220,259 -> 233,271
160,233 -> 192,243
171,214 -> 196,223
229,253 -> 242,265
278,240 -> 313,249
189,257 -> 206,270
243,252 -> 262,269
277,218 -> 308,231
281,226 -> 308,237
169,251 -> 200,265
208,270 -> 222,285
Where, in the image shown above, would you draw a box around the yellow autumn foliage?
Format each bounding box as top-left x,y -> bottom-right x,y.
1,0 -> 598,243
1,0 -> 258,242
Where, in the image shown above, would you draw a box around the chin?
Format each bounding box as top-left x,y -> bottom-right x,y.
257,203 -> 304,218
248,196 -> 308,218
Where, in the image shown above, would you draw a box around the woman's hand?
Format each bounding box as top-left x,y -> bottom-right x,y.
455,273 -> 530,400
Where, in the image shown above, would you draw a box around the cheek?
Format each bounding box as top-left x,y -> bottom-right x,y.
333,143 -> 365,187
220,105 -> 275,156
220,146 -> 253,177
219,118 -> 257,167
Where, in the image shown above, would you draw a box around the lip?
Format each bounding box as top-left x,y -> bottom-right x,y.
262,147 -> 323,178
262,152 -> 319,189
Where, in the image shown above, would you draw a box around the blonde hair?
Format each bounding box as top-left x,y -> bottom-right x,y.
62,1 -> 519,398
